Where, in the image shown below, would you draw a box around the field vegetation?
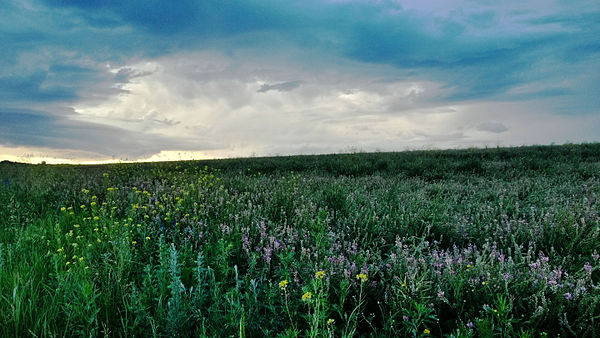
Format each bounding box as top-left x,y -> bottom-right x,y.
0,143 -> 599,336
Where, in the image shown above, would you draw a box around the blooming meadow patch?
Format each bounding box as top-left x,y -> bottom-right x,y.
0,144 -> 599,336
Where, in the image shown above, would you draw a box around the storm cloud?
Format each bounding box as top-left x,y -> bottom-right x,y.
0,0 -> 598,162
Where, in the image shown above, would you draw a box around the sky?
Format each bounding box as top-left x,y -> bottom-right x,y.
0,0 -> 599,163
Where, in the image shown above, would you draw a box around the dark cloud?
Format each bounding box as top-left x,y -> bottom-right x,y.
0,0 -> 598,159
477,121 -> 509,133
14,0 -> 600,104
257,81 -> 301,93
0,108 -> 208,159
0,71 -> 77,102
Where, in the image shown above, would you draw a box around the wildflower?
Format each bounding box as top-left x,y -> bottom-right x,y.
80,204 -> 86,209
402,282 -> 407,287
103,173 -> 109,177
91,202 -> 97,207
74,224 -> 80,228
79,257 -> 84,262
327,318 -> 335,325
564,292 -> 573,300
356,273 -> 368,283
593,251 -> 599,261
302,292 -> 313,302
57,247 -> 64,253
94,228 -> 99,232
132,241 -> 137,245
424,329 -> 431,335
146,236 -> 151,241
279,280 -> 289,290
467,264 -> 472,268
72,243 -> 78,247
61,207 -> 66,212
466,321 -> 474,329
97,238 -> 102,243
584,262 -> 592,272
93,216 -> 99,221
482,281 -> 487,285
315,270 -> 326,280
403,315 -> 409,321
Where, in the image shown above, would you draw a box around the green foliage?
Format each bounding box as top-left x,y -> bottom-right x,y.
0,143 -> 599,336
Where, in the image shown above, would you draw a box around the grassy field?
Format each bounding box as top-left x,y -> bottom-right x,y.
1,143 -> 599,337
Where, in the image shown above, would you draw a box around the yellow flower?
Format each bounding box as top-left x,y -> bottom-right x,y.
402,282 -> 407,287
327,318 -> 335,325
80,204 -> 86,209
61,207 -> 66,212
302,291 -> 313,302
57,247 -> 64,253
146,236 -> 151,241
278,280 -> 289,290
482,281 -> 487,285
91,202 -> 97,207
79,257 -> 84,262
97,238 -> 102,243
424,328 -> 431,335
467,264 -> 472,268
356,273 -> 368,283
93,216 -> 99,221
94,228 -> 99,232
103,173 -> 109,177
132,241 -> 137,245
72,243 -> 78,247
315,270 -> 326,280
74,224 -> 80,228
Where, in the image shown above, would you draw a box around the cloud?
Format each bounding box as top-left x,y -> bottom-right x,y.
0,108 -> 217,159
0,0 -> 599,161
477,121 -> 509,133
257,81 -> 302,93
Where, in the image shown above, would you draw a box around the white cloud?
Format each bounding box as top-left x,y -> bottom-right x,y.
62,48 -> 600,161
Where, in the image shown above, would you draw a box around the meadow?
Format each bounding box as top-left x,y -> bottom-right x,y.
0,143 -> 599,337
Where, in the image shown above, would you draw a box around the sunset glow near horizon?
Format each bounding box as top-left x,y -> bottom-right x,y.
1,0 -> 599,164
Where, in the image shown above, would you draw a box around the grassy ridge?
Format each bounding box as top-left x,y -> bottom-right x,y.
0,143 -> 599,336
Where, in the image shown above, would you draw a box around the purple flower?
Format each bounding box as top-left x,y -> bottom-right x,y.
593,251 -> 600,261
584,262 -> 592,272
466,321 -> 474,329
564,292 -> 573,300
403,315 -> 409,321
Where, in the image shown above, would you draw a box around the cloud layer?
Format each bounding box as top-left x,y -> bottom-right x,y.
0,0 -> 598,161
